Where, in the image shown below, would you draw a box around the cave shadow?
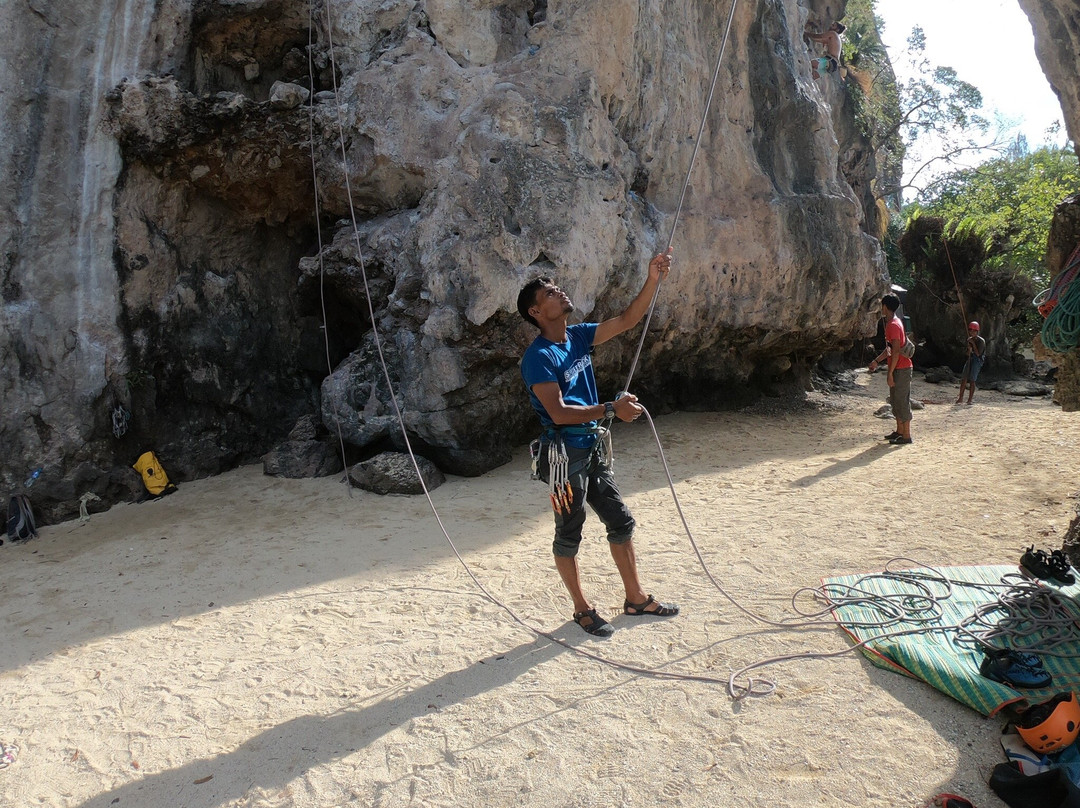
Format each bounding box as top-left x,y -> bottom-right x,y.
1,458 -> 560,675
1,395 -> 885,676
72,635 -> 567,808
847,652 -> 1011,805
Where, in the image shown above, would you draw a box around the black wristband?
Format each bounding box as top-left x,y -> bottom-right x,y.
604,401 -> 616,420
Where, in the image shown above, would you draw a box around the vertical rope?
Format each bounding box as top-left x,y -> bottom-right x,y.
941,232 -> 970,332
622,0 -> 739,393
307,0 -> 352,492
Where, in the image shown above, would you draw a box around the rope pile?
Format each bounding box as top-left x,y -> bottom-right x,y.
1040,243 -> 1080,353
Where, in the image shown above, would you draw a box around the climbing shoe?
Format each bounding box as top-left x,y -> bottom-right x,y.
1049,549 -> 1076,585
1021,546 -> 1075,585
980,648 -> 1053,689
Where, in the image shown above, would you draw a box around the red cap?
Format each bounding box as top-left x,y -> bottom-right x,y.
968,321 -> 979,331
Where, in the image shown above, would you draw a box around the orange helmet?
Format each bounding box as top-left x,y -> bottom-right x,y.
968,321 -> 980,332
1016,692 -> 1080,754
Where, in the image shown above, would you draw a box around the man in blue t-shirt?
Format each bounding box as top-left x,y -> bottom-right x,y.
516,249 -> 680,637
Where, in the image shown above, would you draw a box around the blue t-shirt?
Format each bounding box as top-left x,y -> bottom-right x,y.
521,323 -> 599,447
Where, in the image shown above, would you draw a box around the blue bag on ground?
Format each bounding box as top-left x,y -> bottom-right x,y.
6,494 -> 37,543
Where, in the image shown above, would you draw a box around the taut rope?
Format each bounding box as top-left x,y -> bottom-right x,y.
622,0 -> 739,393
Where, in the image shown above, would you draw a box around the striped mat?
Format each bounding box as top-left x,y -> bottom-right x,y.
825,564 -> 1080,716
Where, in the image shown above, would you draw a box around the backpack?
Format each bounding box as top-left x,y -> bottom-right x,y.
133,451 -> 177,497
900,336 -> 916,359
6,494 -> 38,544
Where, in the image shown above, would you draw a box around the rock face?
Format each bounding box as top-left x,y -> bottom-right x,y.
1,0 -> 891,523
1018,0 -> 1080,146
1042,196 -> 1080,411
1018,0 -> 1080,411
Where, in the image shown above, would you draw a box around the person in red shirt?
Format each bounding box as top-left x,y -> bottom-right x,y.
956,321 -> 986,404
867,294 -> 913,444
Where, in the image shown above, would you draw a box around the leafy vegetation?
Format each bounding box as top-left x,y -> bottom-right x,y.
843,1 -> 996,207
839,3 -> 1077,353
906,145 -> 1080,285
893,145 -> 1079,349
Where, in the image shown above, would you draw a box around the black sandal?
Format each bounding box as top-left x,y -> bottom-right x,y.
1020,546 -> 1074,585
573,608 -> 615,637
624,594 -> 679,617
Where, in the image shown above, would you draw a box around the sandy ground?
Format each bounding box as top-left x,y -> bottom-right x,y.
2,369 -> 1079,808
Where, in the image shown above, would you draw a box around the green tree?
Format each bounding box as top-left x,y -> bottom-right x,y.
841,4 -> 995,206
912,146 -> 1080,284
880,27 -> 993,201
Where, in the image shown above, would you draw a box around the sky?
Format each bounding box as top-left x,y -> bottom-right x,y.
874,0 -> 1067,186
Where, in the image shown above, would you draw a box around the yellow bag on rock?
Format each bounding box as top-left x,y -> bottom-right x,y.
133,451 -> 176,497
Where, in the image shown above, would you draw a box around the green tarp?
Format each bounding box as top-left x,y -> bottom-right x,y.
825,564 -> 1080,716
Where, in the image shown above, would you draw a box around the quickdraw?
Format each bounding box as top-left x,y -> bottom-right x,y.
111,404 -> 131,438
529,426 -> 612,515
547,434 -> 573,515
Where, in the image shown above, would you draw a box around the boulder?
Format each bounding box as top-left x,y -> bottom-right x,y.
348,452 -> 446,495
1000,380 -> 1053,397
262,441 -> 343,479
269,80 -> 310,110
0,0 -> 894,522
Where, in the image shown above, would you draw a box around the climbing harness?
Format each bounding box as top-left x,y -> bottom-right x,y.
531,424 -> 612,515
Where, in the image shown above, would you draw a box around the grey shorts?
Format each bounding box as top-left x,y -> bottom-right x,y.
890,366 -> 913,422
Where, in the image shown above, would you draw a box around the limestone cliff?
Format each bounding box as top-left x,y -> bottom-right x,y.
1017,0 -> 1080,410
1,0 -> 888,522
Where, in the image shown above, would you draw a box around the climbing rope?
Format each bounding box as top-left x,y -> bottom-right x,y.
308,0 -> 744,688
306,0 -> 355,496
306,1 -> 1045,699
622,0 -> 739,393
1040,243 -> 1080,354
941,233 -> 971,338
1041,276 -> 1080,354
1035,242 -> 1080,318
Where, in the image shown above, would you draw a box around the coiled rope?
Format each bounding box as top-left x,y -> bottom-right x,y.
1040,244 -> 1080,354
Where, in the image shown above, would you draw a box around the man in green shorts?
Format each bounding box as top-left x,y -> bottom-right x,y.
868,294 -> 913,444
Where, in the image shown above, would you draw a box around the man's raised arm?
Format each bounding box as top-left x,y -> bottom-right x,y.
593,249 -> 672,346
